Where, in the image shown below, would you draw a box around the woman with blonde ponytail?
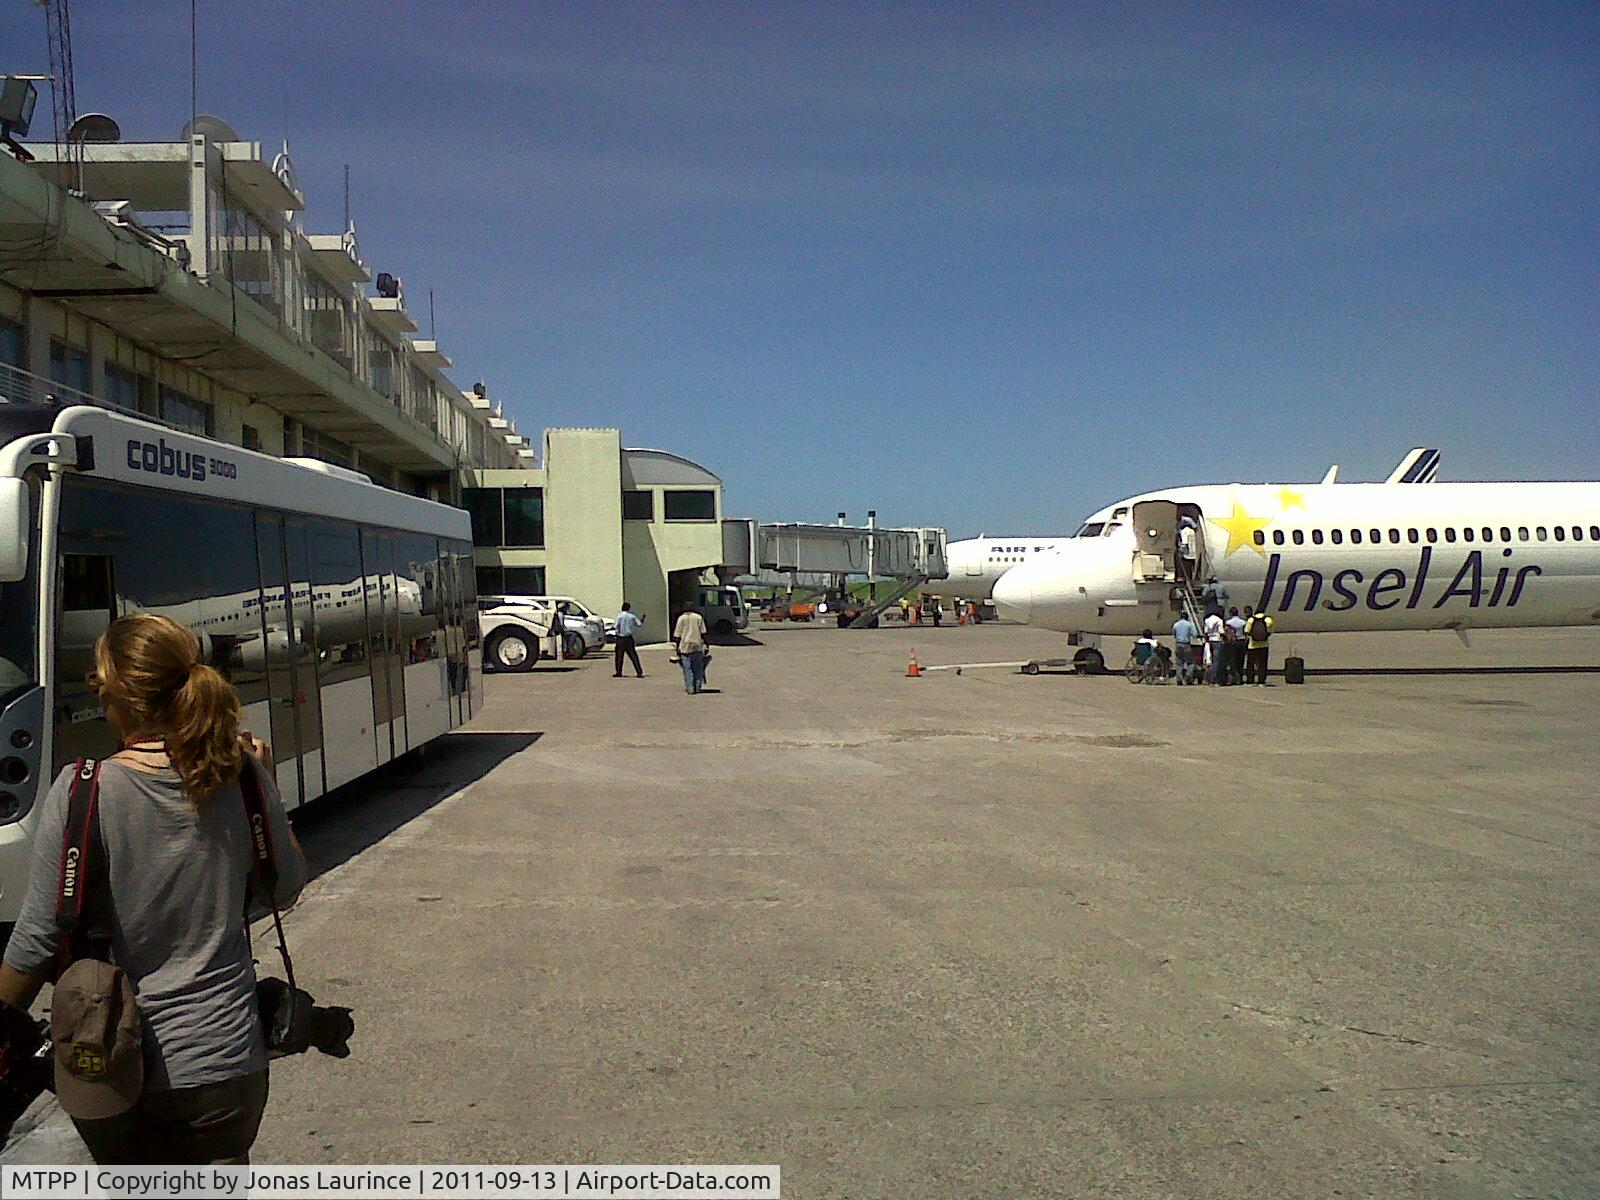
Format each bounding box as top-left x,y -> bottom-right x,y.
0,613 -> 306,1164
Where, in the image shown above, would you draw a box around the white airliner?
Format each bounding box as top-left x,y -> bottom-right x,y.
991,450 -> 1600,672
940,536 -> 1076,602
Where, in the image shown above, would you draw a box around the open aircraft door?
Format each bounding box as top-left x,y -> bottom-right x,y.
1131,501 -> 1179,582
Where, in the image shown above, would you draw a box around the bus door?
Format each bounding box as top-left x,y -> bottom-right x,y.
438,547 -> 464,726
361,530 -> 403,763
283,520 -> 327,803
255,515 -> 308,808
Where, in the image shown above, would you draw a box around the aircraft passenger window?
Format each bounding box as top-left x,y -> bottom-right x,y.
1554,526 -> 1565,541
1517,527 -> 1529,541
1252,530 -> 1265,545
1311,530 -> 1324,545
1444,528 -> 1457,543
1498,527 -> 1510,542
1425,528 -> 1437,542
1331,529 -> 1343,544
1388,529 -> 1400,543
1535,527 -> 1547,540
1291,530 -> 1304,545
1371,529 -> 1382,543
1483,527 -> 1494,542
1591,525 -> 1600,540
1272,530 -> 1285,545
1572,526 -> 1584,541
1351,529 -> 1363,544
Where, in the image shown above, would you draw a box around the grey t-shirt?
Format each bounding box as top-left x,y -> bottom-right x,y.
4,760 -> 306,1090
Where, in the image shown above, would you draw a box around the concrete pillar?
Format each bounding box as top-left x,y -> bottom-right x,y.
187,136 -> 211,281
22,295 -> 50,381
87,324 -> 105,403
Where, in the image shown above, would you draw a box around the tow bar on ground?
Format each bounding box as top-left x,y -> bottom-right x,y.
911,656 -> 1071,677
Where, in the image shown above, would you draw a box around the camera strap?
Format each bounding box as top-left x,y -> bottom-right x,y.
239,760 -> 297,994
53,759 -> 110,978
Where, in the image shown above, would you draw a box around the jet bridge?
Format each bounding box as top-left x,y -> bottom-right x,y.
719,519 -> 948,625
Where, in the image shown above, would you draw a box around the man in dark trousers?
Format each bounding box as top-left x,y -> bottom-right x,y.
1244,606 -> 1275,685
612,602 -> 645,677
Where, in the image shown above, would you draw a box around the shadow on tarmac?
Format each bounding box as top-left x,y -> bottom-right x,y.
1303,666 -> 1600,677
709,634 -> 764,647
291,731 -> 540,884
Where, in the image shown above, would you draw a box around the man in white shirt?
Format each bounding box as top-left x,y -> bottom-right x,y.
1204,610 -> 1226,685
672,605 -> 710,695
612,602 -> 645,678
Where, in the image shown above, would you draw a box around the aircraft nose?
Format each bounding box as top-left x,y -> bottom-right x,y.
992,568 -> 1032,622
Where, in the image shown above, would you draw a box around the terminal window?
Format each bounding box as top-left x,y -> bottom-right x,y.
664,489 -> 716,522
49,338 -> 90,394
0,317 -> 24,368
464,487 -> 545,548
477,565 -> 546,595
159,386 -> 215,437
623,490 -> 654,520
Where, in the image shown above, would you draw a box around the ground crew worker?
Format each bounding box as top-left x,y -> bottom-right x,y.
612,602 -> 644,678
549,602 -> 565,660
1244,606 -> 1275,685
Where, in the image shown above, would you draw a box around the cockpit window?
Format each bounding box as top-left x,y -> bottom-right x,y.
1076,522 -> 1105,538
1101,522 -> 1122,536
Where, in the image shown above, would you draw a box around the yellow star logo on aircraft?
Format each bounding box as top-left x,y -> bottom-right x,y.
1276,486 -> 1308,511
1210,501 -> 1271,557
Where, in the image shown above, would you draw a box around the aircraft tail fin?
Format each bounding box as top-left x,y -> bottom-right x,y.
1386,448 -> 1441,484
1320,464 -> 1339,484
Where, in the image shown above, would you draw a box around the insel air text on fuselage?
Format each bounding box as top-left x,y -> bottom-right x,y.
992,481 -> 1600,636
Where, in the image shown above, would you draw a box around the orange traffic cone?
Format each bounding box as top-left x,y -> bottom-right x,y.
907,647 -> 923,678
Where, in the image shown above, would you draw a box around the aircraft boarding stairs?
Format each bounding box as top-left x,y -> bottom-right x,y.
845,575 -> 929,629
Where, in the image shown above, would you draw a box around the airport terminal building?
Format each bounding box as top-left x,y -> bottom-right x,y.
467,428 -> 726,644
0,115 -> 534,496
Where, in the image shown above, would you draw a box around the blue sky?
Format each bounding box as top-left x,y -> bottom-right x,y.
4,2 -> 1595,535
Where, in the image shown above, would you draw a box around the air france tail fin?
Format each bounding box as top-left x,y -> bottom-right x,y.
1386,448 -> 1441,484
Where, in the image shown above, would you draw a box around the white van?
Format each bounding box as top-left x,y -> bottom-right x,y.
693,585 -> 749,636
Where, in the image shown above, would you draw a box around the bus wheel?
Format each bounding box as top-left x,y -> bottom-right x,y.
487,629 -> 536,673
1075,648 -> 1106,676
715,619 -> 734,636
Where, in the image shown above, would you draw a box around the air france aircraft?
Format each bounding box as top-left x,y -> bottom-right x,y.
940,536 -> 1076,602
991,449 -> 1600,672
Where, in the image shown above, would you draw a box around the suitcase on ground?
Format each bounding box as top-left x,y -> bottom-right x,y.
1283,656 -> 1305,685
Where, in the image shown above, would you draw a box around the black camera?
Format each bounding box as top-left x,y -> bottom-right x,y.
256,978 -> 353,1060
0,1001 -> 50,1146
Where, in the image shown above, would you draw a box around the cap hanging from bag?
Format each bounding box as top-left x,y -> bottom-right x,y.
50,959 -> 143,1120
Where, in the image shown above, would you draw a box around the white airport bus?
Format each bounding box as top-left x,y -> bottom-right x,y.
0,403 -> 484,923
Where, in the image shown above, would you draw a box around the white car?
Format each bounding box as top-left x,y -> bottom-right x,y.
480,595 -> 605,659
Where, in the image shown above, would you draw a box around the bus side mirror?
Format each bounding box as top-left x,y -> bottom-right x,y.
0,478 -> 28,583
